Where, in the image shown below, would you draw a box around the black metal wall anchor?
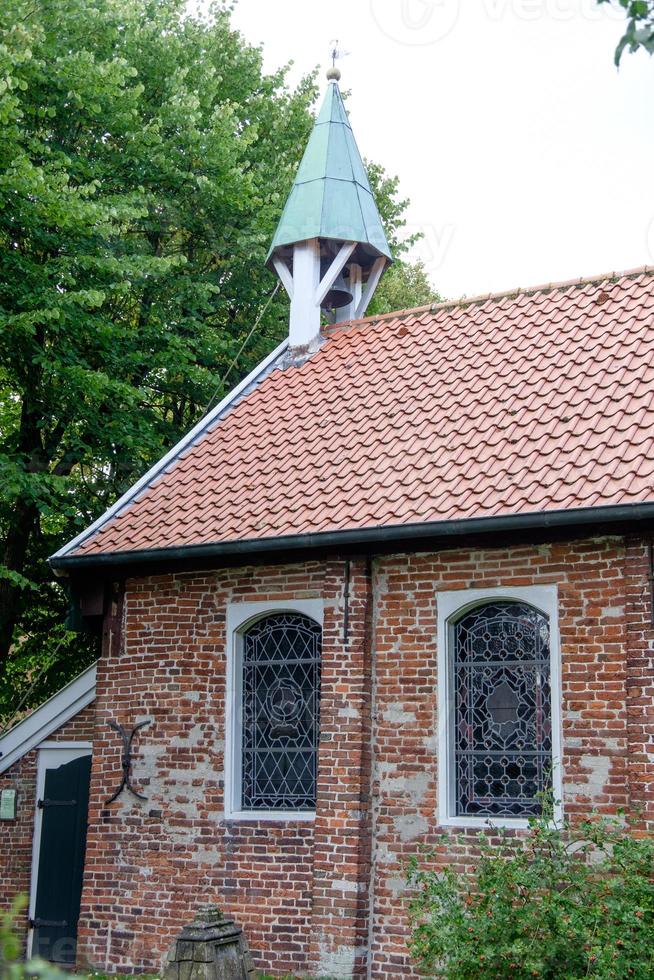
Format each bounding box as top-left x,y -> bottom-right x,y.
29,917 -> 68,929
105,719 -> 150,804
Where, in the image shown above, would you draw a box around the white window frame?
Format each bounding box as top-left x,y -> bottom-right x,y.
224,599 -> 324,822
437,585 -> 563,829
27,745 -> 93,958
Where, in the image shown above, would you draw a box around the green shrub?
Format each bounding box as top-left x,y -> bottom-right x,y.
407,810 -> 654,979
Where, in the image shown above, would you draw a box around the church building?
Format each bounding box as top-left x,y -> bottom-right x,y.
1,69 -> 653,978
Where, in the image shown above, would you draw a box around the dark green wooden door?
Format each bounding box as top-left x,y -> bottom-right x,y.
31,753 -> 91,965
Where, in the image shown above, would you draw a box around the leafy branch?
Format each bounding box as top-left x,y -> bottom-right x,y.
598,0 -> 654,64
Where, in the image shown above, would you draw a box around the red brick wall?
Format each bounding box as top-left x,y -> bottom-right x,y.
78,562 -> 357,976
308,560 -> 373,978
77,536 -> 654,978
624,538 -> 654,823
368,537 -> 653,976
0,703 -> 96,947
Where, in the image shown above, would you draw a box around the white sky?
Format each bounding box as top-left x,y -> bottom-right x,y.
223,0 -> 653,300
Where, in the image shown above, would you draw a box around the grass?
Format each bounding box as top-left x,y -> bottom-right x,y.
76,975 -> 302,979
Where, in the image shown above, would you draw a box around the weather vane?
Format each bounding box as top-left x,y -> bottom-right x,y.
327,39 -> 348,82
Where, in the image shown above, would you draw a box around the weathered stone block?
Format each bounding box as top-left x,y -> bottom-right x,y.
163,905 -> 255,980
178,962 -> 194,980
176,940 -> 194,962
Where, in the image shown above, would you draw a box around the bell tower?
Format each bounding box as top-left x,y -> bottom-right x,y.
267,68 -> 392,348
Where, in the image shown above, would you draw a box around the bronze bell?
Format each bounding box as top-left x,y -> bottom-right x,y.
319,269 -> 354,311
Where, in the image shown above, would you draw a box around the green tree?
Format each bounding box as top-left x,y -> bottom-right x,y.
369,259 -> 442,317
0,0 -> 423,722
599,0 -> 654,63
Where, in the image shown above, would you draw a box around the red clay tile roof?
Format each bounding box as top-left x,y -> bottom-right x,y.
68,266 -> 654,558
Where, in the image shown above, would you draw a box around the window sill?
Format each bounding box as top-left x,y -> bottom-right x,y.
438,815 -> 531,830
224,810 -> 316,823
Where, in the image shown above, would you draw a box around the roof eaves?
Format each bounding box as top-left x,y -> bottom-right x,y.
50,337 -> 290,566
49,501 -> 654,574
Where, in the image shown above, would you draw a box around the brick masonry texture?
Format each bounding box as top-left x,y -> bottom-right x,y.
79,563 -> 328,976
77,535 -> 654,978
0,703 -> 96,949
368,537 -> 653,976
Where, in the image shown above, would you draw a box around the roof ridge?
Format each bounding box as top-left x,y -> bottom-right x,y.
323,264 -> 654,338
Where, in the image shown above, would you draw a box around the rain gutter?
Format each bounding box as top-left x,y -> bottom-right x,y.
49,502 -> 654,576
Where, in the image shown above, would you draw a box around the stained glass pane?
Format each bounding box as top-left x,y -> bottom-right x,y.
241,613 -> 321,811
453,601 -> 551,818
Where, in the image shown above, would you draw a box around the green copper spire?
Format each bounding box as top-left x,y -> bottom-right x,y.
267,81 -> 392,265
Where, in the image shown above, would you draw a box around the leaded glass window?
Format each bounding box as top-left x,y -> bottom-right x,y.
241,613 -> 321,811
452,601 -> 551,818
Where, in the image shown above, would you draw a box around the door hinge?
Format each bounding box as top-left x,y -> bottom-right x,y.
29,918 -> 68,929
37,798 -> 76,809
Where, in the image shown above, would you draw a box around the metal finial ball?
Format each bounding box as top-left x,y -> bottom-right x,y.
326,66 -> 341,82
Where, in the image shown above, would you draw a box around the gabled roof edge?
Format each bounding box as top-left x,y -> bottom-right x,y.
50,338 -> 290,567
0,663 -> 97,774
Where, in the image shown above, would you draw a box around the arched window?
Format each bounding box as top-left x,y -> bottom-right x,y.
451,600 -> 552,818
240,612 -> 321,812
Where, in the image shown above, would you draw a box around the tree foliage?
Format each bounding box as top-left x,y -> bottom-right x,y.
408,809 -> 654,979
599,0 -> 654,63
0,0 -> 428,724
368,258 -> 442,317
